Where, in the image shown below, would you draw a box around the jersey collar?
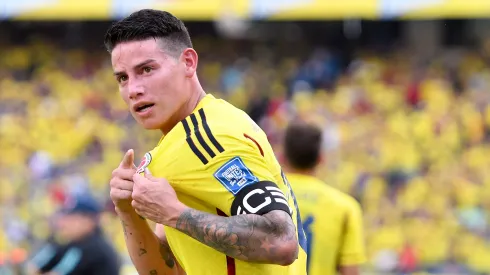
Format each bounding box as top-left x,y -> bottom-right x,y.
193,93 -> 215,112
156,94 -> 215,146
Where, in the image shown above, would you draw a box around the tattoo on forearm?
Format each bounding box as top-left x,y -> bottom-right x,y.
137,240 -> 149,258
121,221 -> 152,262
175,209 -> 297,262
138,248 -> 147,256
122,221 -> 129,238
159,241 -> 176,268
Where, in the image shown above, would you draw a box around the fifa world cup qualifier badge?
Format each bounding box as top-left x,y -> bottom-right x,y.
137,152 -> 152,174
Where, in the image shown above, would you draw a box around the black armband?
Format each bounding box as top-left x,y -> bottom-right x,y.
230,181 -> 292,216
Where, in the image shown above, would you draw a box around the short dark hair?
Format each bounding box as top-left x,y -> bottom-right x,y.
284,121 -> 323,170
104,9 -> 193,55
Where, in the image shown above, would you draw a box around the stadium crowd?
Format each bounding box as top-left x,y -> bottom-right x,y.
1,36 -> 490,274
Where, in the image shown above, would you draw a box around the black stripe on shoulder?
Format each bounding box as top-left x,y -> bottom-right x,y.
198,108 -> 225,153
190,114 -> 216,158
182,119 -> 208,165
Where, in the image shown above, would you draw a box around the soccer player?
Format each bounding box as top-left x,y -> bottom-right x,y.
282,121 -> 366,275
106,9 -> 307,275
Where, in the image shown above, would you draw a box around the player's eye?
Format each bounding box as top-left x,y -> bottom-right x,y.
117,75 -> 128,83
143,67 -> 153,73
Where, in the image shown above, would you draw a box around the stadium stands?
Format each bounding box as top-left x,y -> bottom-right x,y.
1,33 -> 490,274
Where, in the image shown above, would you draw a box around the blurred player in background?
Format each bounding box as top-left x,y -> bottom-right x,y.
106,9 -> 307,275
283,121 -> 366,275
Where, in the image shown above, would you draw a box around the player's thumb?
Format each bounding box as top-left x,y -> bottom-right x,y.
144,168 -> 156,181
119,149 -> 135,169
132,172 -> 143,185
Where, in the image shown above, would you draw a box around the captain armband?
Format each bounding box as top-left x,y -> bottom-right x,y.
230,181 -> 293,216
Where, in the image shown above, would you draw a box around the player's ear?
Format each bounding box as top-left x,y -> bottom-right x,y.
317,154 -> 325,166
181,48 -> 198,78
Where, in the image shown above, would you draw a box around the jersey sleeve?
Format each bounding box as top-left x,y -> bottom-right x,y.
161,125 -> 290,217
339,200 -> 366,266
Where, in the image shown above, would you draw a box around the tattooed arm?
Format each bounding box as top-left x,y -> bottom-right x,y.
116,208 -> 183,275
155,224 -> 186,275
130,168 -> 298,265
172,209 -> 299,265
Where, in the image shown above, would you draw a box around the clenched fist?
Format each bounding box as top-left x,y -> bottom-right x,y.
110,149 -> 137,212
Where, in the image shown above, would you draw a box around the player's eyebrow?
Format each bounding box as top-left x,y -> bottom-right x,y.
113,59 -> 156,76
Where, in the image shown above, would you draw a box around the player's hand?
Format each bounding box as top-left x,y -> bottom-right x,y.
110,149 -> 137,212
132,169 -> 186,226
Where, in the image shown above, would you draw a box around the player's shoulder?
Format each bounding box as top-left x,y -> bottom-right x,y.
322,183 -> 360,206
185,96 -> 267,152
298,175 -> 361,211
200,95 -> 262,136
149,95 -> 264,168
175,94 -> 260,140
325,186 -> 362,214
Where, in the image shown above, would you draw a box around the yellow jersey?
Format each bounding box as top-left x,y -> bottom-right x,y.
287,173 -> 365,275
139,94 -> 307,275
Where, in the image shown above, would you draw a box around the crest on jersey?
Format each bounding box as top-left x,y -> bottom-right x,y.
137,152 -> 152,174
214,156 -> 258,195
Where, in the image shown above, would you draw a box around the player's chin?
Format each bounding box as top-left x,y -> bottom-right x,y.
132,114 -> 160,130
139,119 -> 162,130
133,111 -> 171,130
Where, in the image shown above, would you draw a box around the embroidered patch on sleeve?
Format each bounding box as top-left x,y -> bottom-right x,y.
213,156 -> 259,195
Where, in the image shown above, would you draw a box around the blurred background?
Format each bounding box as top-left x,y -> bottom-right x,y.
1,1 -> 490,274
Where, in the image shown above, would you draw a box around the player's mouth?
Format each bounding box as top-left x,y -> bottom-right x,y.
134,103 -> 155,116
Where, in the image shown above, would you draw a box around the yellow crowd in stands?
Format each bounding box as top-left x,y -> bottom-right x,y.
1,42 -> 490,274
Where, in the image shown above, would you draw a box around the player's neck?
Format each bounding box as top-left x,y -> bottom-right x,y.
160,87 -> 206,135
286,167 -> 316,177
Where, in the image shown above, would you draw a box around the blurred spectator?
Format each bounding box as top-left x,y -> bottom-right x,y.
26,193 -> 120,275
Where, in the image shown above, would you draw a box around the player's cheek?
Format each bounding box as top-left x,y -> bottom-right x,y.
153,106 -> 167,124
119,87 -> 130,104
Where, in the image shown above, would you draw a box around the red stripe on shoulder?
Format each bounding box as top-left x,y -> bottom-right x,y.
244,133 -> 264,157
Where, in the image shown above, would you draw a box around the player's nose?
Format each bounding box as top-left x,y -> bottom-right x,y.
128,81 -> 145,100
